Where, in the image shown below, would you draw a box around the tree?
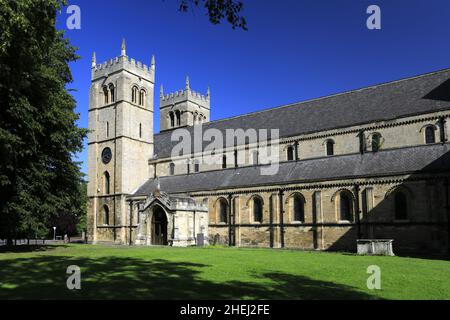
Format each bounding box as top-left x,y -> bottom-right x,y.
50,179 -> 87,240
75,180 -> 88,236
0,0 -> 87,243
179,0 -> 248,30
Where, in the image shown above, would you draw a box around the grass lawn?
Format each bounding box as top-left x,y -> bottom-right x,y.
0,244 -> 448,300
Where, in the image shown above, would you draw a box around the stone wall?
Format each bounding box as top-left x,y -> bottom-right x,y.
193,175 -> 449,254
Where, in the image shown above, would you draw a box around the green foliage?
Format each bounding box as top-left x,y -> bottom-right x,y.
50,180 -> 87,237
0,0 -> 87,239
179,0 -> 247,30
75,181 -> 87,235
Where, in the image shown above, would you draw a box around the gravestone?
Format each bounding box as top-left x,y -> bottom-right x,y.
196,233 -> 204,246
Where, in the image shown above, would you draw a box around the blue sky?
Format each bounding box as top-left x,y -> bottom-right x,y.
56,0 -> 450,174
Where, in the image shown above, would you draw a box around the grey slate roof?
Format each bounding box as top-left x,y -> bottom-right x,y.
133,144 -> 450,196
154,68 -> 450,158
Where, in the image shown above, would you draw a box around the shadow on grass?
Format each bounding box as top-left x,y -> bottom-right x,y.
324,248 -> 450,261
0,255 -> 377,300
394,252 -> 450,261
0,245 -> 70,253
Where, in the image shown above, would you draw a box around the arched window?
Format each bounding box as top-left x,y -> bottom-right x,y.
104,171 -> 110,195
169,112 -> 175,128
175,110 -> 181,126
219,199 -> 228,223
103,87 -> 109,104
106,121 -> 109,138
287,146 -> 294,161
326,140 -> 334,156
139,123 -> 142,138
425,126 -> 436,144
194,160 -> 200,173
139,90 -> 146,106
292,194 -> 305,222
244,137 -> 250,150
253,197 -> 263,223
103,205 -> 110,225
169,162 -> 175,175
339,192 -> 353,221
109,84 -> 115,103
131,86 -> 138,103
222,155 -> 227,169
252,151 -> 258,165
372,133 -> 381,152
394,192 -> 408,220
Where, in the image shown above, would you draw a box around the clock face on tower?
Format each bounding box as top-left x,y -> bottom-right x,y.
101,147 -> 112,164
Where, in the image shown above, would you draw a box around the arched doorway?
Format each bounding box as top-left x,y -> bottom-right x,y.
151,206 -> 168,245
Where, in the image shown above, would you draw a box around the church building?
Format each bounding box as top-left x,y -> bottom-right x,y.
87,41 -> 450,254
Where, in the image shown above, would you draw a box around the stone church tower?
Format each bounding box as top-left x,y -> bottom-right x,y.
159,76 -> 210,131
87,40 -> 155,243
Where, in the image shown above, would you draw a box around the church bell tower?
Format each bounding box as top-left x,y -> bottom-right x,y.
159,76 -> 210,131
87,40 -> 155,243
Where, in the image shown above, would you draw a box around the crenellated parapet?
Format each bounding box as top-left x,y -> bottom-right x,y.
91,39 -> 155,82
91,55 -> 155,82
160,76 -> 210,108
160,87 -> 210,106
159,76 -> 211,131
